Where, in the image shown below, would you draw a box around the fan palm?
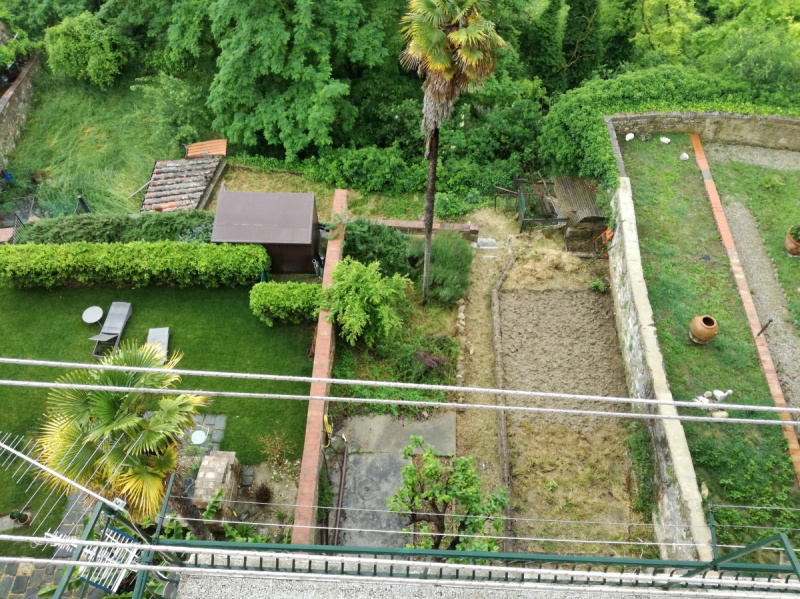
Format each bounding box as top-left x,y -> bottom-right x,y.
36,341 -> 209,523
400,0 -> 506,304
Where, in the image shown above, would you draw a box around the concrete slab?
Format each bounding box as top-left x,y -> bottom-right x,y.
335,453 -> 408,548
339,413 -> 456,456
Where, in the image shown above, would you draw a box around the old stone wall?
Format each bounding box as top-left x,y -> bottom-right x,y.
606,126 -> 713,562
0,55 -> 40,167
610,111 -> 800,151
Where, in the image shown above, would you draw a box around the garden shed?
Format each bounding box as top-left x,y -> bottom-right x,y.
211,184 -> 321,274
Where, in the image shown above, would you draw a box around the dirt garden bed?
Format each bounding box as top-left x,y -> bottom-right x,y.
458,211 -> 655,557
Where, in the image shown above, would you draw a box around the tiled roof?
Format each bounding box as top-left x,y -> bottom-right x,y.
186,139 -> 228,159
141,156 -> 221,213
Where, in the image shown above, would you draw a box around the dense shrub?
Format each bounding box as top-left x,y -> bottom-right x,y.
433,193 -> 472,220
408,232 -> 472,303
44,12 -> 129,89
17,211 -> 216,245
0,242 -> 268,288
540,65 -> 798,188
249,281 -> 321,326
321,257 -> 411,347
343,220 -> 410,278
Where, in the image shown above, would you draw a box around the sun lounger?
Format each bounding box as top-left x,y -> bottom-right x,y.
147,327 -> 170,364
90,302 -> 132,359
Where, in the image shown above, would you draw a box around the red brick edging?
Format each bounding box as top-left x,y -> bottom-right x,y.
292,189 -> 347,544
690,134 -> 800,485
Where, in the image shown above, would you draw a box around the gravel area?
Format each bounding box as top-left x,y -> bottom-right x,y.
704,144 -> 800,171
721,201 -> 800,410
177,575 -> 657,598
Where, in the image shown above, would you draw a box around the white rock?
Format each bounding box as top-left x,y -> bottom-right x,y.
700,482 -> 709,499
711,410 -> 729,419
625,133 -> 635,141
680,152 -> 690,161
660,136 -> 671,144
713,389 -> 733,403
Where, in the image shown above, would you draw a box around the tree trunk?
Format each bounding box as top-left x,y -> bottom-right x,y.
422,127 -> 439,306
169,475 -> 212,541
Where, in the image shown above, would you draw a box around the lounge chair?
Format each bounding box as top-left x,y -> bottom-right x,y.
90,302 -> 132,359
147,327 -> 170,364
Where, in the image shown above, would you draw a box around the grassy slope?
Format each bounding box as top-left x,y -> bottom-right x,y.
5,71 -> 180,215
621,134 -> 800,550
709,161 -> 800,329
0,284 -> 312,552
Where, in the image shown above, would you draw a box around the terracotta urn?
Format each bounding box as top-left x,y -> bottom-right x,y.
786,227 -> 800,256
690,315 -> 718,344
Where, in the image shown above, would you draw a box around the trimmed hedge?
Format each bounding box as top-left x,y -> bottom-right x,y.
0,242 -> 269,288
16,211 -> 215,245
540,65 -> 800,188
249,281 -> 321,326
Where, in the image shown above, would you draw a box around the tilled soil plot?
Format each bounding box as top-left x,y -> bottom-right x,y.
500,287 -> 653,556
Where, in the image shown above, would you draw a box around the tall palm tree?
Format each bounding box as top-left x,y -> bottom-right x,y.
36,342 -> 209,530
400,0 -> 506,305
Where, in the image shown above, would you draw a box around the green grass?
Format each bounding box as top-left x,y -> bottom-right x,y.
0,284 -> 312,553
3,70 -> 180,215
706,160 -> 800,329
621,134 -> 800,552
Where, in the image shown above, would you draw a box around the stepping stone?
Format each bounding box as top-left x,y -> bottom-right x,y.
241,466 -> 255,487
213,415 -> 227,430
472,237 -> 498,249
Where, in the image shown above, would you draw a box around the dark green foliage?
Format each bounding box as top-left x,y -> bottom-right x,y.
343,220 -> 411,278
44,12 -> 130,88
539,65 -> 798,188
330,326 -> 457,417
433,193 -> 471,220
307,146 -> 427,195
517,0 -> 565,94
16,211 -> 216,245
627,422 -> 656,521
408,232 -> 472,303
0,242 -> 269,288
560,0 -> 602,91
249,281 -> 321,326
599,0 -> 638,67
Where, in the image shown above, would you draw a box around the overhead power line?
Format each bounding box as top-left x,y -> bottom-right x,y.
0,378 -> 796,428
1,355 -> 798,418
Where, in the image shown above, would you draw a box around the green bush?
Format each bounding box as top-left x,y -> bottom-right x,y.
408,232 -> 472,303
249,282 -> 321,327
433,193 -> 471,220
343,220 -> 411,278
0,242 -> 268,288
540,65 -> 799,188
321,257 -> 411,347
44,12 -> 130,89
16,211 -> 216,245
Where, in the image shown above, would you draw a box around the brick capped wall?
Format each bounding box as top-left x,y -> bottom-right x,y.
292,189 -> 347,545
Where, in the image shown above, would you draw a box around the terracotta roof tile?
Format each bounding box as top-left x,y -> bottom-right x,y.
186,139 -> 228,159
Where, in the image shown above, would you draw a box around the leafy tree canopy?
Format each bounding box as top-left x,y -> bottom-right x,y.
388,436 -> 510,551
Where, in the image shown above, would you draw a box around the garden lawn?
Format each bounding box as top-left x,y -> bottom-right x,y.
4,71 -> 180,215
621,134 -> 800,553
0,284 -> 312,553
706,161 -> 800,330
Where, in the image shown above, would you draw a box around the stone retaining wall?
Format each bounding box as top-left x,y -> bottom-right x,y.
606,124 -> 713,562
610,111 -> 800,152
0,55 -> 40,167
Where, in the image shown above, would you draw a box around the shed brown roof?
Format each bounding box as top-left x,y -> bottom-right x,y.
211,189 -> 316,245
186,139 -> 228,159
141,156 -> 221,213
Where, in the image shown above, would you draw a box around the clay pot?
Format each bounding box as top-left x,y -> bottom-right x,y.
786,227 -> 800,256
690,316 -> 718,344
10,510 -> 30,525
